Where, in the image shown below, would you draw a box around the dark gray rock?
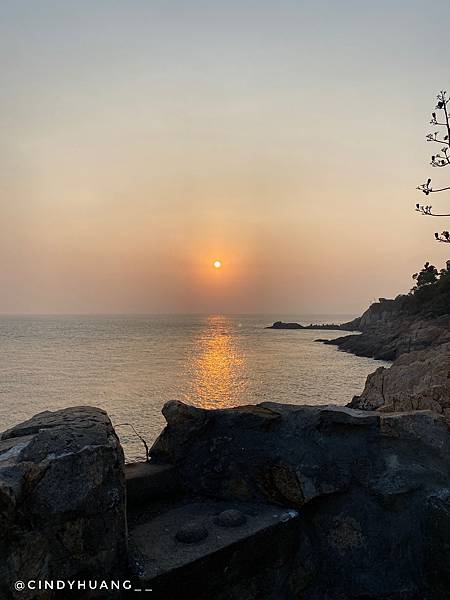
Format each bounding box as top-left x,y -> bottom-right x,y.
150,400 -> 450,599
215,509 -> 247,527
0,407 -> 127,600
175,521 -> 209,543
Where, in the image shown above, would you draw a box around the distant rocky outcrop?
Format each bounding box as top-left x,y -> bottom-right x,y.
266,321 -> 304,329
0,407 -> 127,600
266,321 -> 344,330
149,400 -> 450,599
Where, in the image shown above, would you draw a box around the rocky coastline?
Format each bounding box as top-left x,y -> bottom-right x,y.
321,306 -> 450,361
317,290 -> 450,414
1,272 -> 449,599
268,272 -> 449,414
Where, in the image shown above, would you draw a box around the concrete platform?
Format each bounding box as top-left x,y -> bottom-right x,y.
128,501 -> 300,599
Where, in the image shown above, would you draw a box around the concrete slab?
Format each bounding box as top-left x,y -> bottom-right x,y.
128,501 -> 300,599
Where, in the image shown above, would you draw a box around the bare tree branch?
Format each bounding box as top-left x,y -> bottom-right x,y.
426,133 -> 450,146
441,90 -> 450,147
416,90 -> 450,242
417,181 -> 450,195
416,204 -> 450,217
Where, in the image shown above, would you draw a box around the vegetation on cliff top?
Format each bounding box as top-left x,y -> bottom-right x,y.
395,260 -> 450,318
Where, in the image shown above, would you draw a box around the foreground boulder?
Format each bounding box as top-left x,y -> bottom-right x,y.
0,407 -> 127,600
350,343 -> 450,413
151,400 -> 450,599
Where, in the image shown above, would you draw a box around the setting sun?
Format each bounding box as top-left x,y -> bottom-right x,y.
213,260 -> 222,269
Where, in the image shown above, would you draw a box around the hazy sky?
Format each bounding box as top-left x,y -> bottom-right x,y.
1,0 -> 449,314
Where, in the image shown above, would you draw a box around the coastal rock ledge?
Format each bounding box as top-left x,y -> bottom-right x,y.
149,400 -> 450,600
4,402 -> 450,599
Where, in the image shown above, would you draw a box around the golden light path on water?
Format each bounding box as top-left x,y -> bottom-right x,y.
188,315 -> 246,409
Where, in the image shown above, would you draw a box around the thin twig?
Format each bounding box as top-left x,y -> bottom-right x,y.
115,423 -> 150,462
416,208 -> 450,216
429,186 -> 450,193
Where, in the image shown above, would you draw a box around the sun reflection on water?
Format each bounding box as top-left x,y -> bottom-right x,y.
186,315 -> 246,409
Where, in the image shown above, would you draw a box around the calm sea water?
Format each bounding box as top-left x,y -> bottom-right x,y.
0,314 -> 387,461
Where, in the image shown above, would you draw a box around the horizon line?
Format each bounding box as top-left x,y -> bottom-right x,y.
0,311 -> 359,318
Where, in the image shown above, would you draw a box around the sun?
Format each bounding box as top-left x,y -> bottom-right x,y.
213,259 -> 222,269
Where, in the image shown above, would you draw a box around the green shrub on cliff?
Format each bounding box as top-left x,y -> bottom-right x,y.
412,262 -> 439,288
378,262 -> 450,320
405,261 -> 450,317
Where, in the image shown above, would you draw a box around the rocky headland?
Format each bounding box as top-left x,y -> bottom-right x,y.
321,302 -> 450,361
324,268 -> 450,415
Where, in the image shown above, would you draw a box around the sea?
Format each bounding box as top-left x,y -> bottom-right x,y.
0,314 -> 388,462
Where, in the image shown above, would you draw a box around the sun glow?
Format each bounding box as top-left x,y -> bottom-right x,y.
213,260 -> 222,269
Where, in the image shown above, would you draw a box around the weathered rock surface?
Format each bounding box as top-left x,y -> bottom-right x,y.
0,407 -> 127,600
349,343 -> 450,414
150,400 -> 450,599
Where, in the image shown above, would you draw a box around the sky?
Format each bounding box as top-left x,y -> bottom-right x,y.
1,0 -> 449,315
